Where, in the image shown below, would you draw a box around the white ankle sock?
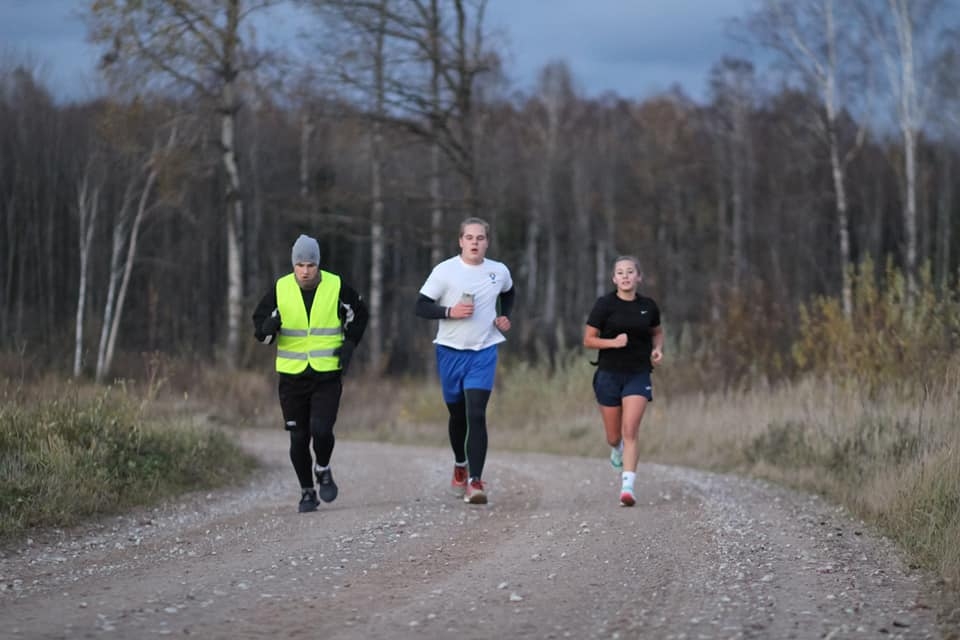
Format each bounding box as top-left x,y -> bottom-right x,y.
621,471 -> 635,491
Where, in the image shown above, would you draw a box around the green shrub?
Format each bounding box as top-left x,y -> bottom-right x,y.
0,385 -> 257,540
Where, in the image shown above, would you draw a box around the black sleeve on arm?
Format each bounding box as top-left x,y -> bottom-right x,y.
416,293 -> 448,320
497,287 -> 515,318
252,287 -> 278,343
339,284 -> 369,346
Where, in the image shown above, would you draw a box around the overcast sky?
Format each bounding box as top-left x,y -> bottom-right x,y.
0,0 -> 753,104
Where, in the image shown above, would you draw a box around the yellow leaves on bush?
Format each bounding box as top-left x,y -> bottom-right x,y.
793,257 -> 960,391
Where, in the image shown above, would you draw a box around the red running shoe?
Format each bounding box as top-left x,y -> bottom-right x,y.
451,465 -> 469,496
464,478 -> 488,504
619,488 -> 636,507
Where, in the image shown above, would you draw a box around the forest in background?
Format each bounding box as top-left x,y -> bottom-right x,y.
1,0 -> 958,386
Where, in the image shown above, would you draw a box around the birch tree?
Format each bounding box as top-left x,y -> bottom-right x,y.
525,61 -> 578,359
859,0 -> 949,301
73,168 -> 101,378
95,123 -> 179,383
305,0 -> 391,371
708,58 -> 757,293
368,2 -> 389,372
88,0 -> 276,367
745,0 -> 867,317
306,0 -> 496,370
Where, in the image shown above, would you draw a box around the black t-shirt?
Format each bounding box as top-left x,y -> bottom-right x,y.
586,291 -> 661,373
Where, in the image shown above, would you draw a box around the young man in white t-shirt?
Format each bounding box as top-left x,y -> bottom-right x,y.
415,217 -> 515,504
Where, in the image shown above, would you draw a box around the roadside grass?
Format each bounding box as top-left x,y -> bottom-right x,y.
0,376 -> 258,542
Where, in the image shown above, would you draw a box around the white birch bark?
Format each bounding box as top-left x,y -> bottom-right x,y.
73,173 -> 100,378
368,0 -> 389,373
861,0 -> 946,302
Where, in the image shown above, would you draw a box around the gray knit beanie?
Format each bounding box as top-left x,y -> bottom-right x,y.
291,234 -> 320,266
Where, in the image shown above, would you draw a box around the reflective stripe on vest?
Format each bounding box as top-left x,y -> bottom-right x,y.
275,272 -> 343,374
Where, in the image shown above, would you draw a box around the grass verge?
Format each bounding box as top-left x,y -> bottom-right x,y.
0,379 -> 258,542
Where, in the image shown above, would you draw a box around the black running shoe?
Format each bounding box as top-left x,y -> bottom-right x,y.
298,489 -> 319,513
316,468 -> 338,503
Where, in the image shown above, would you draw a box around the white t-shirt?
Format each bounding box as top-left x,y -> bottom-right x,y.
419,255 -> 514,350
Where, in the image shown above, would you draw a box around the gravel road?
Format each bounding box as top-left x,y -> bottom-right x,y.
0,430 -> 947,639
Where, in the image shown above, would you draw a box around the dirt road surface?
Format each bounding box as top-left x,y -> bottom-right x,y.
0,430 -> 947,639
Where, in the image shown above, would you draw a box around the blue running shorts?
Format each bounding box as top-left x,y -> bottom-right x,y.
436,344 -> 498,403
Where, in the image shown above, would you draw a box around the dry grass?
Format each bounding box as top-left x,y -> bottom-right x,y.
329,357 -> 960,598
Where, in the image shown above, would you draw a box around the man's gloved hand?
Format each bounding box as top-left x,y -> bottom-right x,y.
335,340 -> 355,375
261,308 -> 281,335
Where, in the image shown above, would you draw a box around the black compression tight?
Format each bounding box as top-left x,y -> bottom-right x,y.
446,388 -> 491,479
288,417 -> 336,488
280,377 -> 341,489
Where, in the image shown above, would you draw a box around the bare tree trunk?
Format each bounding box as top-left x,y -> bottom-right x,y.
368,0 -> 388,374
709,59 -> 756,295
821,0 -> 855,317
428,0 -> 445,266
598,178 -> 616,297
299,113 -> 315,198
902,120 -> 918,299
713,144 -> 728,299
96,192 -> 131,383
523,201 -> 541,322
747,0 -> 862,316
221,1 -> 244,369
73,174 -> 100,378
369,138 -> 385,371
597,120 -> 618,297
245,101 -> 264,305
2,192 -> 17,339
95,126 -> 175,383
429,143 -> 444,265
731,105 -> 747,293
864,0 -> 943,303
935,149 -> 952,290
89,0 -> 264,366
452,0 -> 479,215
571,159 -> 595,323
103,166 -> 159,377
897,8 -> 921,297
540,172 -> 558,358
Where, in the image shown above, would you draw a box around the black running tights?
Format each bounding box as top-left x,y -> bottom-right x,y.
446,388 -> 491,479
279,376 -> 342,489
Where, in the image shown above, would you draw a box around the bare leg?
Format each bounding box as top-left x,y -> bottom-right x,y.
599,405 -> 623,448
619,395 -> 649,473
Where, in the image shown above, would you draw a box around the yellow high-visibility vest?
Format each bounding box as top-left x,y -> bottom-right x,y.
275,272 -> 343,374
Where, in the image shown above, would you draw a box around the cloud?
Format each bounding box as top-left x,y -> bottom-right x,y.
0,0 -> 98,99
487,0 -> 749,101
0,0 -> 751,103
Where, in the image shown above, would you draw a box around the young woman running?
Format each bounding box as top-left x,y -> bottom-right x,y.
583,256 -> 664,506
